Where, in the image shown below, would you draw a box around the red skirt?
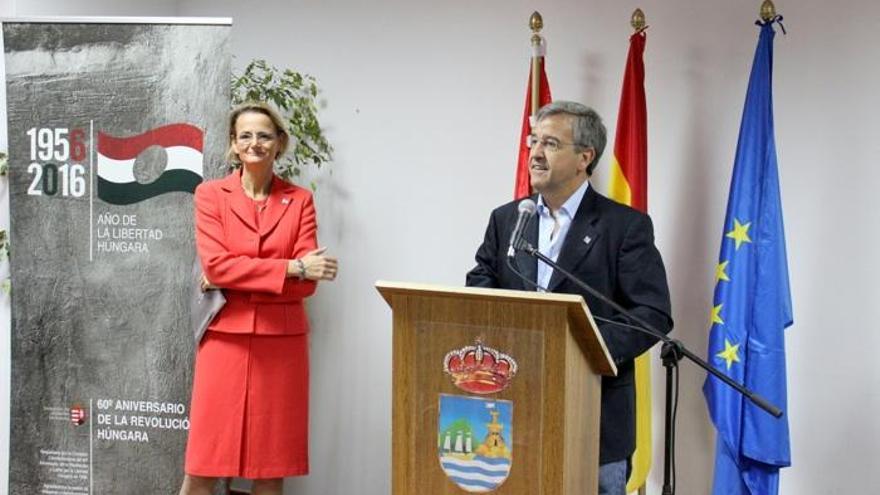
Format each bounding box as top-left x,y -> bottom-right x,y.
185,331 -> 309,478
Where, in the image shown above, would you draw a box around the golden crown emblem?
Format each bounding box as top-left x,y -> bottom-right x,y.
443,341 -> 518,394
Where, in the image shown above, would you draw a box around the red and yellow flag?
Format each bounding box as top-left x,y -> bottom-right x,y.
607,30 -> 652,493
514,59 -> 552,199
609,32 -> 647,211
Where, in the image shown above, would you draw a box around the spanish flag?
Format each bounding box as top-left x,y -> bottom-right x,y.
607,30 -> 651,493
514,55 -> 551,199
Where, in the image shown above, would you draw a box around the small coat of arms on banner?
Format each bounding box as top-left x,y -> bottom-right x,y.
443,340 -> 518,394
438,394 -> 513,493
69,404 -> 87,426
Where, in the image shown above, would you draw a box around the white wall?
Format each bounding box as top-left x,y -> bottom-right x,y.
1,0 -> 179,17
4,0 -> 880,493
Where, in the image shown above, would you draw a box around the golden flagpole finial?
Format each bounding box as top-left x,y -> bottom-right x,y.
528,11 -> 545,116
530,11 -> 544,34
530,11 -> 544,45
631,8 -> 646,32
760,0 -> 777,21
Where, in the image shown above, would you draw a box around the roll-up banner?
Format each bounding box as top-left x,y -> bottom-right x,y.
3,18 -> 230,494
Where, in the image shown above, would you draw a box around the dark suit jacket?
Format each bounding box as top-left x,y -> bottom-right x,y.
466,185 -> 673,464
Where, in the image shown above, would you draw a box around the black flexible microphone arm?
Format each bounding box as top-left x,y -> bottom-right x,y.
506,256 -> 665,343
508,239 -> 783,494
513,241 -> 782,418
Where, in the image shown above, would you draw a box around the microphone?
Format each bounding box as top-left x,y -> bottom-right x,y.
507,199 -> 536,258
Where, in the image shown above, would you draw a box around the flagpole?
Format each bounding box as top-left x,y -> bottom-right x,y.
515,11 -> 551,199
529,11 -> 543,116
629,8 -> 651,495
700,5 -> 787,495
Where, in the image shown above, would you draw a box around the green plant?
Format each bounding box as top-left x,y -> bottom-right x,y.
0,228 -> 8,295
231,59 -> 333,186
0,229 -> 7,260
0,153 -> 8,294
0,152 -> 10,294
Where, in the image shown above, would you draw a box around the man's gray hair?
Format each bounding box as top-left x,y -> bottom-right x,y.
535,101 -> 607,175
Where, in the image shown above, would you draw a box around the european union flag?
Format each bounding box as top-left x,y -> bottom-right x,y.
702,19 -> 793,495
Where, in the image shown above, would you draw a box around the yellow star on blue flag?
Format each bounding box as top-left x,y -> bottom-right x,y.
716,339 -> 741,370
726,219 -> 752,250
716,261 -> 731,282
710,304 -> 724,326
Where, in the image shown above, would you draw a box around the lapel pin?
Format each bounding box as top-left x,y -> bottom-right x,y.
281,198 -> 290,205
583,235 -> 592,245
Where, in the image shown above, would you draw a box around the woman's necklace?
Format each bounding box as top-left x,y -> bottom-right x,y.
241,178 -> 271,213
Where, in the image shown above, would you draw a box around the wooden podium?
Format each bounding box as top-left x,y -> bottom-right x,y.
376,281 -> 617,495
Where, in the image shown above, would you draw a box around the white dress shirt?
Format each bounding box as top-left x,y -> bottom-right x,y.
535,180 -> 590,291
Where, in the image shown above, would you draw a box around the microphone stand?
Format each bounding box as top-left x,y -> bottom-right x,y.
512,240 -> 782,495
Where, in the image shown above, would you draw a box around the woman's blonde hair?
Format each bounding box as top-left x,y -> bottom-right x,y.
225,102 -> 291,165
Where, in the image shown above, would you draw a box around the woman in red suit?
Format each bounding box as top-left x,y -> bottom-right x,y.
179,102 -> 338,495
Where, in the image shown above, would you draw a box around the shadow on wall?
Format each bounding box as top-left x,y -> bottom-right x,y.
662,42 -> 722,493
580,50 -> 608,111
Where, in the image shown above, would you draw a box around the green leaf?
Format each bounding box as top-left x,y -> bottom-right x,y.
230,59 -> 333,191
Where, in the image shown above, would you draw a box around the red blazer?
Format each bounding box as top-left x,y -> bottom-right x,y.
195,170 -> 318,335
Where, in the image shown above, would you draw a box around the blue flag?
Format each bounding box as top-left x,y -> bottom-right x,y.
702,19 -> 793,495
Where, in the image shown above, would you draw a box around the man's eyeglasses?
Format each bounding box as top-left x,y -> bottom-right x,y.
235,132 -> 277,145
526,135 -> 580,153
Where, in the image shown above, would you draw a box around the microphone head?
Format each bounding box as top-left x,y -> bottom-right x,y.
518,199 -> 536,215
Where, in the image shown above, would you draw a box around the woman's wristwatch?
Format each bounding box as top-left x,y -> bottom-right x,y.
294,259 -> 306,280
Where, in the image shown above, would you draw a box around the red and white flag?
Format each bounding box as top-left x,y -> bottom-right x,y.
514,43 -> 552,199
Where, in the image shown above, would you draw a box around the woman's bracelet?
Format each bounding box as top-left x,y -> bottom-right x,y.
294,259 -> 306,280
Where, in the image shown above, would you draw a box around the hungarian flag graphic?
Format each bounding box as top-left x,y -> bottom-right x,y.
97,123 -> 204,205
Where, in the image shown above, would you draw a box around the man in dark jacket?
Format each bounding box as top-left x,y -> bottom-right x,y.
466,101 -> 673,495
